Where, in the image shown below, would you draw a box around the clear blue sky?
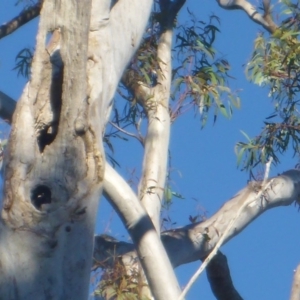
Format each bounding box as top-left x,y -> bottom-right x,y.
1,1 -> 300,299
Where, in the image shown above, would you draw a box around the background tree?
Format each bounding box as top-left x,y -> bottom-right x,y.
1,0 -> 300,299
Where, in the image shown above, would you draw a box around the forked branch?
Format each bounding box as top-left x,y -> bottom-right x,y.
97,169 -> 300,298
217,0 -> 277,33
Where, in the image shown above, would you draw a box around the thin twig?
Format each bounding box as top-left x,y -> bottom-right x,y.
109,121 -> 144,146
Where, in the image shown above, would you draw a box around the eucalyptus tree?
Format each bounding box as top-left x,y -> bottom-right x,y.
1,1 -> 300,300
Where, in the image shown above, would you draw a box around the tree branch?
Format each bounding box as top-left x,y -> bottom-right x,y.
103,163 -> 182,299
97,169 -> 300,297
205,251 -> 244,300
0,1 -> 42,40
93,240 -> 242,300
0,91 -> 17,124
180,159 -> 274,298
216,0 -> 277,34
109,121 -> 145,146
137,0 -> 185,232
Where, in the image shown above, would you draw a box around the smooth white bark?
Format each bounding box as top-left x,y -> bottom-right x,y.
134,0 -> 186,235
104,163 -> 181,299
88,0 -> 154,129
165,169 -> 300,267
98,168 -> 300,298
137,27 -> 173,232
216,0 -> 277,33
100,169 -> 300,268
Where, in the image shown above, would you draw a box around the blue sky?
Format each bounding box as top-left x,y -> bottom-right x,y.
1,1 -> 300,299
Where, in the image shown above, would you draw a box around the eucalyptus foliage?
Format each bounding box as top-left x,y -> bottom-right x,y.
236,0 -> 300,171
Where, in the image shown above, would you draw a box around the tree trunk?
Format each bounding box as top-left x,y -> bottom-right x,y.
0,1 -> 155,299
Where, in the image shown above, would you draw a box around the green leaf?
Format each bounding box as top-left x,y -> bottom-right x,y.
265,113 -> 277,119
229,95 -> 241,109
171,191 -> 185,199
240,130 -> 252,142
236,147 -> 245,166
218,104 -> 228,118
